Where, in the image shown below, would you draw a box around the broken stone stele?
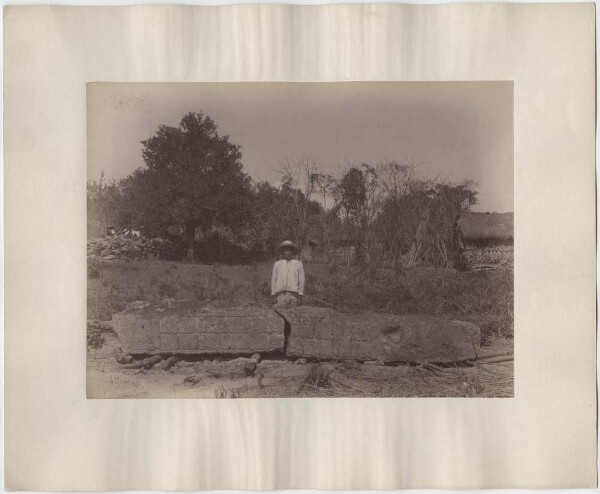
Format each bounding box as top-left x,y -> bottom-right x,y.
277,306 -> 481,363
112,304 -> 284,355
112,301 -> 481,363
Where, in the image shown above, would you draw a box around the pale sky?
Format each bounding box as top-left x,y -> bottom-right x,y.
88,82 -> 513,212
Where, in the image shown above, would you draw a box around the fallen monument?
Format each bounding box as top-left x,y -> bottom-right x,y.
111,303 -> 284,355
277,306 -> 481,363
111,302 -> 481,363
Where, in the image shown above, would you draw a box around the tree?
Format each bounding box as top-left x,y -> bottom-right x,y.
372,161 -> 424,266
337,167 -> 367,218
245,180 -> 323,258
309,172 -> 337,256
87,172 -> 125,237
373,162 -> 478,268
278,153 -> 321,243
327,161 -> 479,268
333,165 -> 385,264
121,112 -> 252,254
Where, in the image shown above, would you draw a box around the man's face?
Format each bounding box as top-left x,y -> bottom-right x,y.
283,248 -> 293,260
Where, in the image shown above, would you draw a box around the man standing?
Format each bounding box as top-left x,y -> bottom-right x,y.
271,240 -> 305,307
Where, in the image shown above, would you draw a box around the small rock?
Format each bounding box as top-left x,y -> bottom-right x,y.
113,347 -> 133,365
256,371 -> 264,389
142,355 -> 163,369
243,360 -> 257,376
120,361 -> 143,369
184,374 -> 202,385
156,356 -> 178,371
295,358 -> 308,365
117,354 -> 133,365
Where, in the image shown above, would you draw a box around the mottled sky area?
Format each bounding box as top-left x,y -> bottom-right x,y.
88,82 -> 513,212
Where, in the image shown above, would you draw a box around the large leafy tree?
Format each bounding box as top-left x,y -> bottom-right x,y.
122,112 -> 252,250
243,181 -> 323,258
332,165 -> 384,263
337,167 -> 367,217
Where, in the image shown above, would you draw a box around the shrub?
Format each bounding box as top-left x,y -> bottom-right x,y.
87,257 -> 103,279
87,330 -> 106,349
194,228 -> 246,264
305,265 -> 513,339
88,281 -> 127,320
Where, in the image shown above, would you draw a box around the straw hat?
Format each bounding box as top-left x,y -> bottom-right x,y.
277,240 -> 299,252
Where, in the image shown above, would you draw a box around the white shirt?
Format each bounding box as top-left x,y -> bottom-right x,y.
271,259 -> 305,296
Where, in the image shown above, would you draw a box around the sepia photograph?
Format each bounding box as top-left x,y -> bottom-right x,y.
87,82 -> 513,398
6,3 -> 596,489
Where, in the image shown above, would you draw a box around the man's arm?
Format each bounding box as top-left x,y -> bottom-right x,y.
297,261 -> 305,296
271,262 -> 279,296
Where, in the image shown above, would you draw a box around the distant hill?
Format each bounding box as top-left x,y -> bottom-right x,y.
459,212 -> 513,246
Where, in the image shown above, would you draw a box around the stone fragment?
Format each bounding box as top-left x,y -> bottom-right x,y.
120,361 -> 143,369
156,355 -> 179,371
184,357 -> 260,384
112,305 -> 284,355
278,306 -> 481,363
113,347 -> 133,364
142,355 -> 163,369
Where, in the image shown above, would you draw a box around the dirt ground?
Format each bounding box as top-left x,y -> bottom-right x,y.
87,332 -> 513,399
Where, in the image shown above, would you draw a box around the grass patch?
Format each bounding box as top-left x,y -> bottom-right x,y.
304,264 -> 513,340
87,260 -> 273,320
214,386 -> 241,398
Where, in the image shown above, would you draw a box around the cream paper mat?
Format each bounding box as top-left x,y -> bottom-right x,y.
4,4 -> 596,490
